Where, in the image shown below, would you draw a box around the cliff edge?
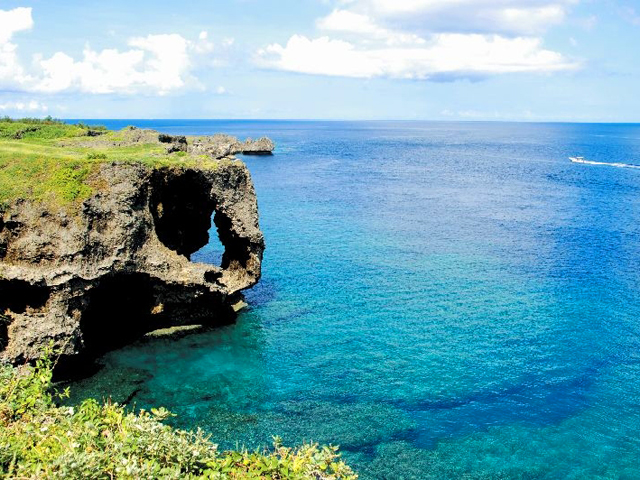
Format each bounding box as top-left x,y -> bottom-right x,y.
0,121 -> 267,368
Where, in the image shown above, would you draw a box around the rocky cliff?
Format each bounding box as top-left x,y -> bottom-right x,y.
0,160 -> 265,369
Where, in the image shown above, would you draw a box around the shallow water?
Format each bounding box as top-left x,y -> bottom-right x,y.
68,121 -> 640,479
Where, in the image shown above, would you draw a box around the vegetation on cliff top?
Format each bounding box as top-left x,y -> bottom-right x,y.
0,352 -> 357,479
0,118 -> 224,210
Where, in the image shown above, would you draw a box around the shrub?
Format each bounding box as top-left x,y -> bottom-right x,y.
86,152 -> 108,160
0,117 -> 65,126
0,353 -> 357,479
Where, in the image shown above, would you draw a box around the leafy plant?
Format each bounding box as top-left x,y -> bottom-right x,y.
0,352 -> 357,479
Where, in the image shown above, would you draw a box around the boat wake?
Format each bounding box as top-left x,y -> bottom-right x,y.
569,156 -> 640,169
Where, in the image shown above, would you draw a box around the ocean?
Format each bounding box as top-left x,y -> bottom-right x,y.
67,120 -> 640,479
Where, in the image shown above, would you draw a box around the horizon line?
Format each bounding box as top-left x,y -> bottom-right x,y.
57,118 -> 640,125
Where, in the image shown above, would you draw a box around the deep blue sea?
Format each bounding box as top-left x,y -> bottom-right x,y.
68,120 -> 640,479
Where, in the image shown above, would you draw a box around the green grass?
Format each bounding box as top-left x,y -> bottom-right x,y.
0,351 -> 357,479
0,119 -> 223,211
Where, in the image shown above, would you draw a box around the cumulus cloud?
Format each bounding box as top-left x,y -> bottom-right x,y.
0,7 -> 33,44
0,7 -> 230,96
36,34 -> 195,95
258,34 -> 577,79
0,7 -> 35,88
258,0 -> 579,80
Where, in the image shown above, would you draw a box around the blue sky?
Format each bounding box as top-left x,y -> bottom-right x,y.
0,0 -> 639,121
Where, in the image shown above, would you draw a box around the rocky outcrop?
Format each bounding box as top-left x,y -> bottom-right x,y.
0,161 -> 264,370
241,137 -> 276,155
158,134 -> 188,153
189,135 -> 275,157
190,135 -> 240,159
63,127 -> 276,158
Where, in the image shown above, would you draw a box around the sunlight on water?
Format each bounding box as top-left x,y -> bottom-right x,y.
68,121 -> 640,479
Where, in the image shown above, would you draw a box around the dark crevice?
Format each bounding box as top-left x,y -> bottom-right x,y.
150,170 -> 216,259
0,279 -> 50,314
80,273 -> 156,355
0,314 -> 8,352
204,270 -> 223,283
0,217 -> 6,259
78,272 -> 238,360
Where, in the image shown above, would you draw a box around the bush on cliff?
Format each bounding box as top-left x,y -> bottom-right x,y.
0,353 -> 357,479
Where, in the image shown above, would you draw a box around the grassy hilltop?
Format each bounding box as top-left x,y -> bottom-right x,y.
0,117 -> 224,210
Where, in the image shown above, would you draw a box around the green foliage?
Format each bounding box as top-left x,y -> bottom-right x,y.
0,119 -> 106,141
50,163 -> 94,202
0,118 -> 223,211
0,150 -> 100,209
0,354 -> 357,479
0,121 -> 86,141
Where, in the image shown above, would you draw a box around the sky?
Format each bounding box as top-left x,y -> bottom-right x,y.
0,0 -> 639,121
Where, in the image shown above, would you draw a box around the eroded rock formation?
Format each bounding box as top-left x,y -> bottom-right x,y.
0,161 -> 264,369
189,134 -> 275,157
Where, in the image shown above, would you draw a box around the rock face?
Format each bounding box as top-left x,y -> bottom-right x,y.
189,135 -> 275,157
158,134 -> 188,153
0,161 -> 264,369
241,137 -> 276,155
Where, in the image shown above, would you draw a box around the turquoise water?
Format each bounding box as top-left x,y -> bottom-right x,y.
69,121 -> 640,479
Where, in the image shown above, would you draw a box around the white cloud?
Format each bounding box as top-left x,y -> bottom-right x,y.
0,7 -> 33,44
0,8 -> 35,88
0,100 -> 48,112
216,86 -> 227,94
317,9 -> 426,45
258,33 -> 577,80
258,0 -> 579,80
0,8 -> 231,96
35,34 -> 192,95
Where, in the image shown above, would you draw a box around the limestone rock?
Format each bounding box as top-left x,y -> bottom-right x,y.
241,137 -> 275,155
189,134 -> 275,158
0,161 -> 265,369
158,134 -> 188,154
189,135 -> 240,159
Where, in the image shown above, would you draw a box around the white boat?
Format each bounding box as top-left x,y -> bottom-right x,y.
569,156 -> 640,169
